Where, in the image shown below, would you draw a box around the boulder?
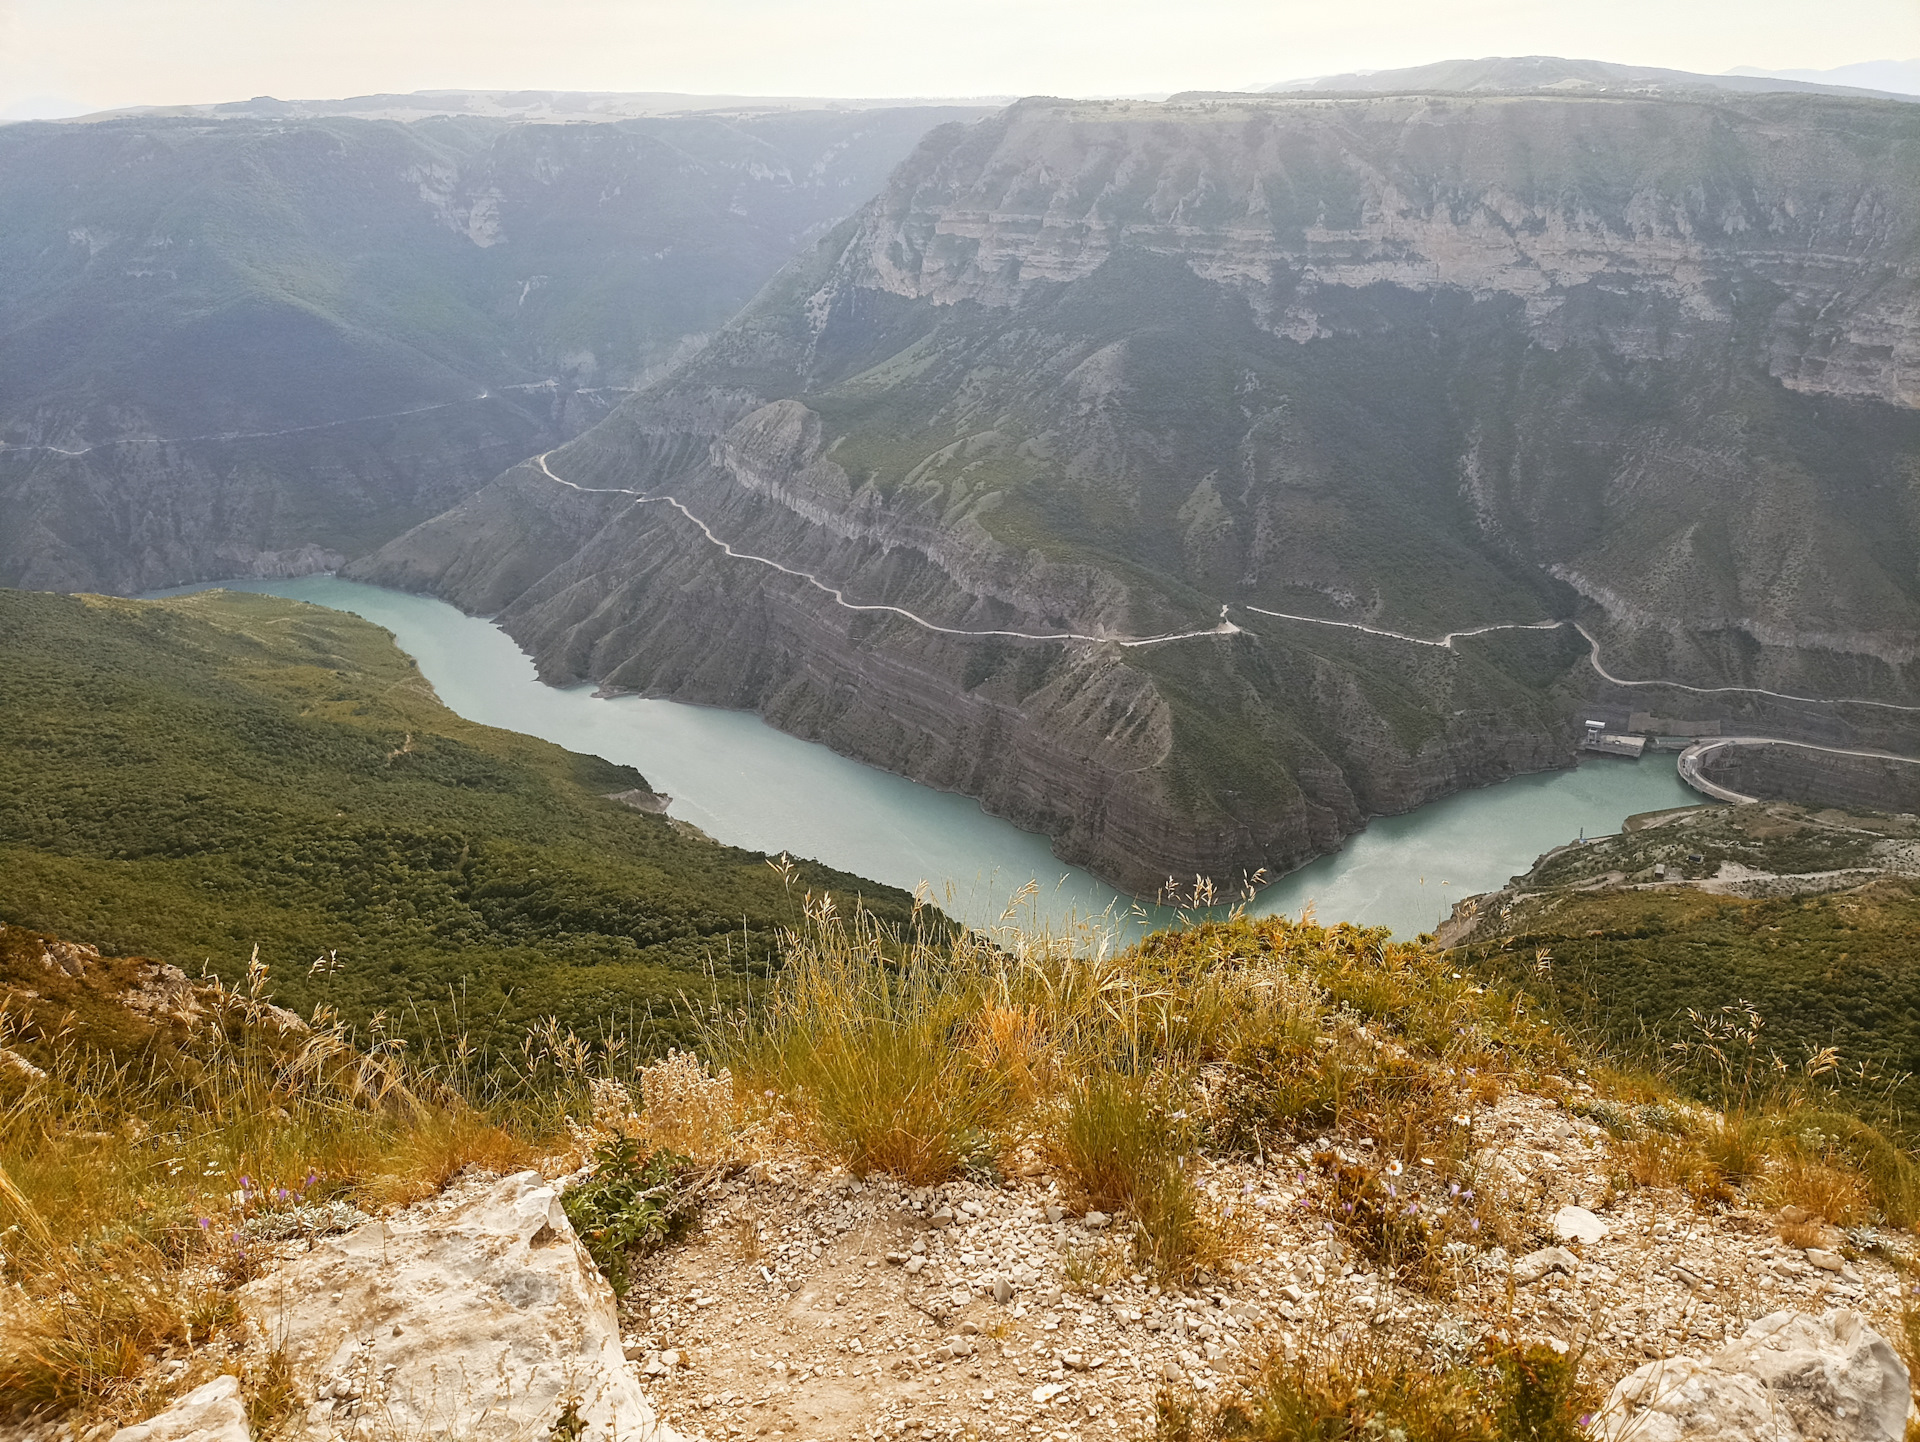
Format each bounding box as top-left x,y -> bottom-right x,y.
109,1374 -> 250,1442
1597,1309 -> 1909,1442
243,1171 -> 680,1441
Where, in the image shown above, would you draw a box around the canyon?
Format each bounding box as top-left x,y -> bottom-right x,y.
356,87 -> 1920,891
0,102 -> 987,594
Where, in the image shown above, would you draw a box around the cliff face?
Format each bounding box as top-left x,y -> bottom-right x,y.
355,91 -> 1920,893
0,106 -> 987,594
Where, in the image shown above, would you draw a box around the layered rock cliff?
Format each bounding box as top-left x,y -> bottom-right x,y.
356,90 -> 1920,892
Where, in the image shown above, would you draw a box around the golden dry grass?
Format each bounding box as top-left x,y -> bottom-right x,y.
0,956 -> 563,1426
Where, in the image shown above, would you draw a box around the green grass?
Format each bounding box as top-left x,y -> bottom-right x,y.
0,588 -> 922,1053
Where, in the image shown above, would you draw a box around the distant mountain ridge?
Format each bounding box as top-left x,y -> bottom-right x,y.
1259,55 -> 1918,103
1731,60 -> 1920,97
0,104 -> 989,592
48,88 -> 1016,126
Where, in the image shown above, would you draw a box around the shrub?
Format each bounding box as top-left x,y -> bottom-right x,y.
560,1136 -> 702,1298
1052,1072 -> 1230,1280
716,905 -> 1014,1185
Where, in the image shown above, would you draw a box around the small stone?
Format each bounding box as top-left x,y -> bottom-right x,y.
1083,1211 -> 1111,1229
1552,1205 -> 1608,1246
1513,1246 -> 1580,1285
1046,1205 -> 1066,1223
992,1277 -> 1014,1304
905,1256 -> 925,1274
1062,1353 -> 1089,1371
1777,1205 -> 1811,1225
930,1207 -> 956,1228
1162,1362 -> 1185,1383
1806,1248 -> 1845,1273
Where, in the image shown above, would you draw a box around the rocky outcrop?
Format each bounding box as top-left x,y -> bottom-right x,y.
107,1377 -> 251,1442
1597,1310 -> 1911,1442
243,1171 -> 678,1442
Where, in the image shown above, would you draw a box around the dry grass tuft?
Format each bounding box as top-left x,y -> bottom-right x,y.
1760,1146 -> 1875,1228
1157,1334 -> 1597,1442
0,943 -> 586,1427
715,905 -> 1584,1281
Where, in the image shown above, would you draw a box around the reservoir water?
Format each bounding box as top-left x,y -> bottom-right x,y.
161,576 -> 1703,936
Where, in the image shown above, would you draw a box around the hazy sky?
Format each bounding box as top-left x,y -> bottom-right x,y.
2,0 -> 1916,117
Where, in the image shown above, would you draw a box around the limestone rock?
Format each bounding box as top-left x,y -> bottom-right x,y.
109,1375 -> 250,1442
1552,1205 -> 1608,1245
1512,1246 -> 1580,1284
1597,1309 -> 1909,1442
244,1171 -> 680,1441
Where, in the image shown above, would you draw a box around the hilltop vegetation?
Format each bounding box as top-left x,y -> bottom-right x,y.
1449,804 -> 1920,1132
10,898 -> 1920,1435
0,588 -> 921,1049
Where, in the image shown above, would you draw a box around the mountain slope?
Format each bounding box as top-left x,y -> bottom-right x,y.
0,587 -> 918,1044
355,89 -> 1920,892
0,106 -> 987,593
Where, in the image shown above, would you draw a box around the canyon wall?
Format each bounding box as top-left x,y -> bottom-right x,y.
357,91 -> 1920,891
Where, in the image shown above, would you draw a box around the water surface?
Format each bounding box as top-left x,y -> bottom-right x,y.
157,576 -> 1701,936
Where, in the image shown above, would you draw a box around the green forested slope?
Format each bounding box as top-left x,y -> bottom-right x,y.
0,588 -> 919,1048
1451,807 -> 1920,1129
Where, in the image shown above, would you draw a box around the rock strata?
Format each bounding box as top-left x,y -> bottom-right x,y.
360,88 -> 1920,891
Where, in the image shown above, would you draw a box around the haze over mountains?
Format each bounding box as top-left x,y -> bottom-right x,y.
1260,54 -> 1920,101
0,103 -> 988,592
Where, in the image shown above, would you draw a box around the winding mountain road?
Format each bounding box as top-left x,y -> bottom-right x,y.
528,450 -> 1920,713
1676,736 -> 1920,805
531,451 -> 1238,648
1243,606 -> 1920,715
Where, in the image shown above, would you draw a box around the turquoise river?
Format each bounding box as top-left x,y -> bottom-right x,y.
161,577 -> 1704,937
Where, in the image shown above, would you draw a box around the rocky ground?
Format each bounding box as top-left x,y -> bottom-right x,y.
26,1086 -> 1911,1442
614,1093 -> 1911,1442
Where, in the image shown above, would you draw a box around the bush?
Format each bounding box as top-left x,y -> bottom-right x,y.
560,1136 -> 701,1298
717,905 -> 1013,1185
1053,1072 -> 1226,1280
